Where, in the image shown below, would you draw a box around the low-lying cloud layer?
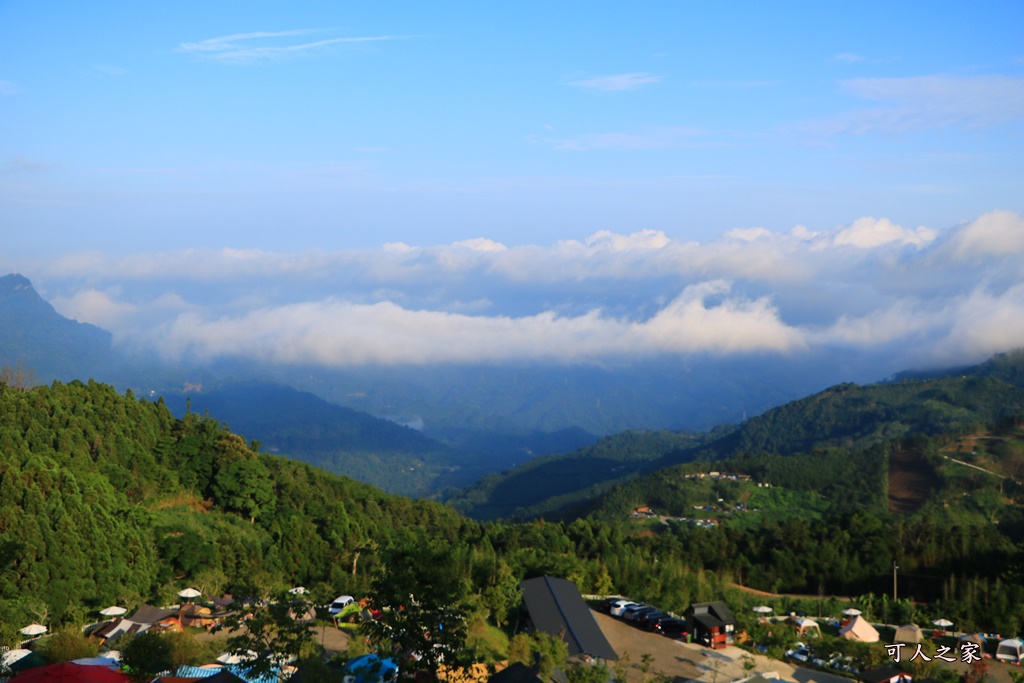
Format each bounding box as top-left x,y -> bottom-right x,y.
24,210 -> 1024,372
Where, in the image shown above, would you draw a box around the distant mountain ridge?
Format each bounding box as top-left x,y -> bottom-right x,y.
0,273 -> 115,381
447,350 -> 1024,520
8,271 -> 1024,507
163,381 -> 494,497
0,275 -> 594,496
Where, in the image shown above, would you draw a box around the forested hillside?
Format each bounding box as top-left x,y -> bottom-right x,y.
0,380 -> 743,653
450,353 -> 1024,520
163,382 -> 489,497
448,428 -> 722,520
0,380 -> 468,641
4,379 -> 1024,655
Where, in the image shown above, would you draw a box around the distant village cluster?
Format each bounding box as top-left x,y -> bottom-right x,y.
630,471 -> 769,527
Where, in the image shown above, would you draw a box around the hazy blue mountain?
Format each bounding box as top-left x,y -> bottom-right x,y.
221,352 -> 860,437
0,273 -> 115,382
161,381 -> 533,497
448,351 -> 1024,520
0,273 -> 881,441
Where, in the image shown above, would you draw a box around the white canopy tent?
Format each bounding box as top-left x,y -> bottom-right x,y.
19,624 -> 47,637
791,617 -> 821,637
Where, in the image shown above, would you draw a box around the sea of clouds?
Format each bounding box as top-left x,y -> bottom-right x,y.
21,209 -> 1024,372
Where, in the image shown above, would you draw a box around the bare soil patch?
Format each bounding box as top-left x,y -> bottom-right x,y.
888,448 -> 938,515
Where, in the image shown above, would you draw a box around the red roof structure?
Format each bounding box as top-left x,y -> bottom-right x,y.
11,661 -> 131,683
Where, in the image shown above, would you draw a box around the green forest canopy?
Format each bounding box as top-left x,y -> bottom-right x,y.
4,379 -> 1024,652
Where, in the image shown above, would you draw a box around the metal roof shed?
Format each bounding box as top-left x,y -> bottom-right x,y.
519,576 -> 617,661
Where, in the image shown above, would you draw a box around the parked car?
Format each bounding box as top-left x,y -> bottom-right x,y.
650,616 -> 687,635
607,599 -> 636,617
620,604 -> 650,620
609,600 -> 638,617
635,611 -> 667,629
329,595 -> 355,615
626,610 -> 659,626
786,642 -> 810,663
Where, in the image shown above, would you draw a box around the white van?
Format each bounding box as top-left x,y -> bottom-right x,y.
329,595 -> 355,615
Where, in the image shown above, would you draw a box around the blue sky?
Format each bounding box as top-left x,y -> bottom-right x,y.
2,1 -> 1024,374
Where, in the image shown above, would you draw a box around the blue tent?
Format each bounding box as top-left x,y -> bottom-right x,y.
175,664 -> 277,683
343,655 -> 398,683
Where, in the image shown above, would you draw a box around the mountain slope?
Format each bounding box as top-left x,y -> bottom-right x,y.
0,274 -> 115,381
449,353 -> 1024,520
447,428 -> 723,520
164,382 -> 514,498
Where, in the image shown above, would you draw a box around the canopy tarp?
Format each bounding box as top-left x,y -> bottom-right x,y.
8,652 -> 47,673
790,617 -> 821,636
10,661 -> 130,683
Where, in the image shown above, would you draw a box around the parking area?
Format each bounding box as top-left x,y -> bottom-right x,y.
592,611 -> 814,683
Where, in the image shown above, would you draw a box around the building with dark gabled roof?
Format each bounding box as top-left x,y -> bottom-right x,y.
128,603 -> 180,625
488,662 -> 569,683
858,667 -> 912,683
519,576 -> 617,661
685,601 -> 737,649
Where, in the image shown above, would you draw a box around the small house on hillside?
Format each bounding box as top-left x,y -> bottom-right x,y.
90,617 -> 146,645
685,601 -> 737,649
128,604 -> 182,631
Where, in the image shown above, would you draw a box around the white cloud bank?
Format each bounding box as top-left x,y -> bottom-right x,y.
151,281 -> 803,366
33,210 -> 1024,370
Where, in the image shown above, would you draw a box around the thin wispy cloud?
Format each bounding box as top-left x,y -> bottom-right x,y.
795,74 -> 1024,135
94,65 -> 128,76
688,80 -> 777,89
568,73 -> 662,91
553,126 -> 707,151
177,29 -> 401,64
5,157 -> 60,174
830,52 -> 863,64
0,80 -> 20,95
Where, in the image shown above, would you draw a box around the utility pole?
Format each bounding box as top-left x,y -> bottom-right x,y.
893,561 -> 899,624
